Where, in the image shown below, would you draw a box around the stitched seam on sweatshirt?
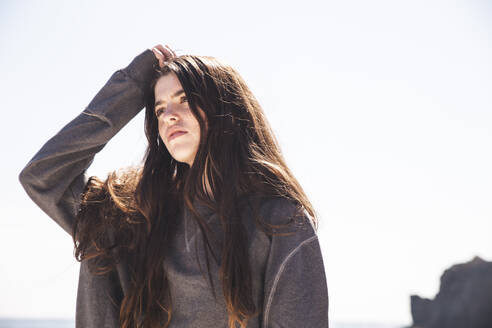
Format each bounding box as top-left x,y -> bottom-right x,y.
82,109 -> 113,127
263,235 -> 318,326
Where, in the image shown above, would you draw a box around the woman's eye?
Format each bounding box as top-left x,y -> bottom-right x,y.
156,108 -> 164,116
180,96 -> 188,103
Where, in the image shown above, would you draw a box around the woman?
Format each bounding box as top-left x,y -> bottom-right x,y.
19,44 -> 329,328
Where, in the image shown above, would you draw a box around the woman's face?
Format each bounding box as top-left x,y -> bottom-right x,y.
154,73 -> 206,167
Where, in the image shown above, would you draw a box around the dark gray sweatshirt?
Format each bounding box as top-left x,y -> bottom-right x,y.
18,49 -> 329,328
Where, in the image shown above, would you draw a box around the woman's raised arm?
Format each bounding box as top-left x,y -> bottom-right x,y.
18,48 -> 159,236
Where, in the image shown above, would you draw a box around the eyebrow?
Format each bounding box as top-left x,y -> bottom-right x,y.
154,89 -> 186,109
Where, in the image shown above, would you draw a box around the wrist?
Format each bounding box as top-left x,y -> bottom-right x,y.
123,49 -> 159,91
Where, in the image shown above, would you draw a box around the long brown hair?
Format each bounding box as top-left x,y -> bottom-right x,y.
72,55 -> 318,328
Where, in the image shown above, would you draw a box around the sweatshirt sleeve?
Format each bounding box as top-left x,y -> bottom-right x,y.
261,200 -> 329,328
18,49 -> 158,236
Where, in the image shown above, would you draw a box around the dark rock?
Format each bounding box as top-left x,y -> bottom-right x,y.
409,256 -> 492,328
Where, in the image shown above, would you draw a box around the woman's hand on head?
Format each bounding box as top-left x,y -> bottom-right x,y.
151,44 -> 176,68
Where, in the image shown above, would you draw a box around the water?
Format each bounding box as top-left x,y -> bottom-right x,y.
0,319 -> 403,328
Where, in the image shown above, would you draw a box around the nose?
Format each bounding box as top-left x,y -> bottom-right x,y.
163,104 -> 180,123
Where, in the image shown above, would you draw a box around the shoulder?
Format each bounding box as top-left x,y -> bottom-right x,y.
242,195 -> 316,236
259,197 -> 301,219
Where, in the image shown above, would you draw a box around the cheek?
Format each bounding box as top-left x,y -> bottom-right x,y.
196,108 -> 208,134
183,111 -> 200,135
157,120 -> 166,140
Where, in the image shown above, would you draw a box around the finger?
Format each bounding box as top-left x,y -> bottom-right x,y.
155,44 -> 169,56
151,47 -> 164,60
156,44 -> 175,60
152,44 -> 165,51
151,49 -> 165,68
154,44 -> 166,52
165,44 -> 177,57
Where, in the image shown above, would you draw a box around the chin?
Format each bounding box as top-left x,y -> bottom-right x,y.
172,154 -> 193,166
170,147 -> 197,165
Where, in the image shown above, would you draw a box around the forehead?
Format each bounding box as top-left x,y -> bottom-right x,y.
154,73 -> 183,99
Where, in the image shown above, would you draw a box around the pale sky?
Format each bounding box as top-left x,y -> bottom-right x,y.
1,0 -> 491,326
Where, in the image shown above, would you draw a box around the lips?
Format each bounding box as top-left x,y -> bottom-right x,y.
167,129 -> 188,142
